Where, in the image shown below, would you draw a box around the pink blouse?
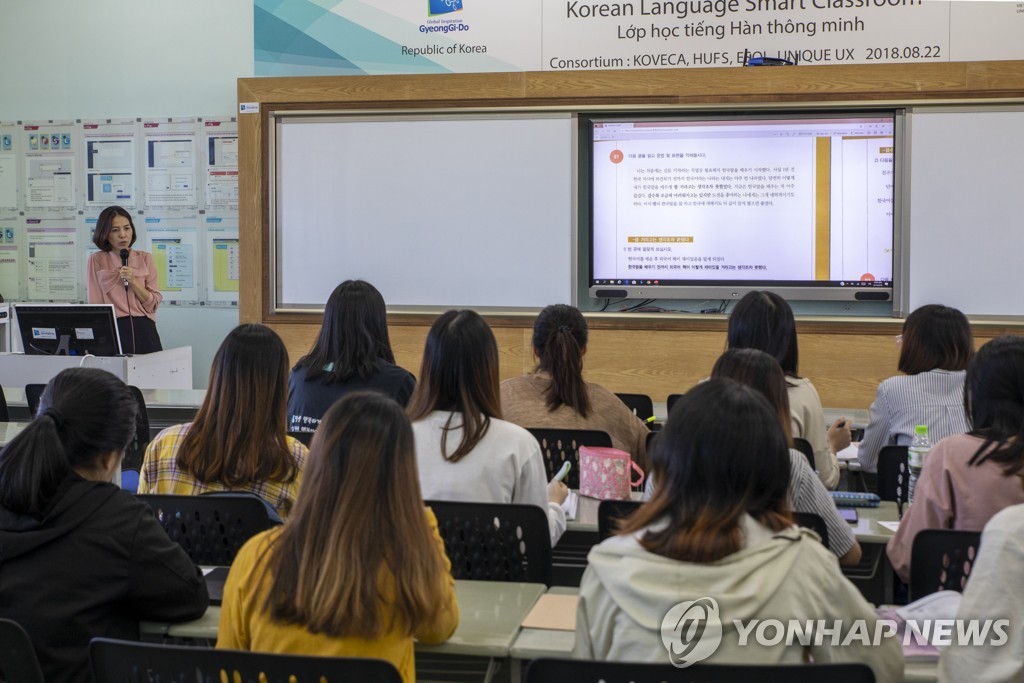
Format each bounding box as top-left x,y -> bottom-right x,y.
86,249 -> 162,322
886,432 -> 1024,583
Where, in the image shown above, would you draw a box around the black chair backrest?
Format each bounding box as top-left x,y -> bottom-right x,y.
526,428 -> 612,490
0,618 -> 45,683
90,638 -> 402,683
666,393 -> 685,415
793,511 -> 829,551
136,494 -> 278,566
0,387 -> 8,422
877,446 -> 909,516
792,438 -> 816,471
597,499 -> 642,542
614,393 -> 654,422
123,386 -> 150,471
426,500 -> 552,585
525,658 -> 876,683
287,430 -> 314,447
909,528 -> 982,601
25,383 -> 45,417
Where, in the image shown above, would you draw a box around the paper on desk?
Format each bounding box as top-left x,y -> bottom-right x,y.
561,490 -> 579,520
877,521 -> 901,533
521,594 -> 579,631
837,443 -> 859,462
896,590 -> 962,622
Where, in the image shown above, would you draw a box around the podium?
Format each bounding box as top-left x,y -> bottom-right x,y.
0,347 -> 192,391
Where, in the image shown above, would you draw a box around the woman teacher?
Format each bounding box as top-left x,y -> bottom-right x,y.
86,205 -> 163,354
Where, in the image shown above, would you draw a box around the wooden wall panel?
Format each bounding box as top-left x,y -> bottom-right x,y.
238,61 -> 1024,413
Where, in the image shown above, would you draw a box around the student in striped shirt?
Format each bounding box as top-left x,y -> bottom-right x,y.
857,304 -> 973,474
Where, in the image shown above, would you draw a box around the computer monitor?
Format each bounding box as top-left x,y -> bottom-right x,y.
14,304 -> 123,356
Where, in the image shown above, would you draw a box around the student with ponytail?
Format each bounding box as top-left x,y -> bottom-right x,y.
500,304 -> 648,465
888,335 -> 1024,583
0,368 -> 208,683
574,379 -> 901,680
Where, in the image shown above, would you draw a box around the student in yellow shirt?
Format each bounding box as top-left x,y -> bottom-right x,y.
217,391 -> 459,683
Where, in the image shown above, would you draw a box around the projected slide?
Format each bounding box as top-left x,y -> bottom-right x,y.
590,117 -> 894,286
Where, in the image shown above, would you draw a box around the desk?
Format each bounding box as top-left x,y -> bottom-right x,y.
0,421 -> 28,446
3,386 -> 205,430
510,586 -> 936,683
142,579 -> 545,655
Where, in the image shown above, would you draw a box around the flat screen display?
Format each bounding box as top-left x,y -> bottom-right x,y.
15,304 -> 123,356
588,112 -> 899,302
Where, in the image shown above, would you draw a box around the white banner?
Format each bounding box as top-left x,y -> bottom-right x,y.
254,0 -> 1024,75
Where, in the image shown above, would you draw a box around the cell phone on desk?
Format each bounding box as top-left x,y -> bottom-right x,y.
839,508 -> 858,523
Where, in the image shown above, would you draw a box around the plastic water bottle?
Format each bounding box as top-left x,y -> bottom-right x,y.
907,425 -> 931,505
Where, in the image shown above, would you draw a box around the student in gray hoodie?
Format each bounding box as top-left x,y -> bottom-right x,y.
575,379 -> 902,681
0,368 -> 208,683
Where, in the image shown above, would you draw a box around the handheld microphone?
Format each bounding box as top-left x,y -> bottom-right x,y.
119,249 -> 129,287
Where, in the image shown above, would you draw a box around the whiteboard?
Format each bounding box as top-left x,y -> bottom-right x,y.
273,114 -> 574,310
907,108 -> 1024,316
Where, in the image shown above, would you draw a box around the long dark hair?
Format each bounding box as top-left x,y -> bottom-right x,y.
91,205 -> 137,252
532,304 -> 591,417
177,324 -> 297,490
711,348 -> 793,446
898,304 -> 974,375
0,368 -> 136,518
296,280 -> 396,383
620,379 -> 792,562
966,335 -> 1024,477
407,310 -> 502,463
727,291 -> 800,377
263,392 -> 449,638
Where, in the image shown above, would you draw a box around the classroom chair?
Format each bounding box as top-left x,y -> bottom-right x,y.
136,494 -> 279,566
614,392 -> 655,423
426,500 -> 552,586
0,387 -> 8,422
876,446 -> 909,517
526,428 -> 613,490
597,499 -> 642,542
666,393 -> 685,414
123,386 -> 151,471
25,383 -> 44,417
909,529 -> 982,601
793,512 -> 829,551
90,638 -> 402,683
525,658 -> 876,683
0,619 -> 45,683
792,437 -> 816,472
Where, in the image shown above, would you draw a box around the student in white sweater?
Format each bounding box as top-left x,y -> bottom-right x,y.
408,310 -> 567,545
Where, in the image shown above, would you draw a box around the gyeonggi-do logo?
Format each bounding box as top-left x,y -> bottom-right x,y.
428,0 -> 463,16
660,597 -> 723,668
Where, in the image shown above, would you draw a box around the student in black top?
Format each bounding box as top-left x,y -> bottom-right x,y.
288,280 -> 415,432
0,368 -> 208,683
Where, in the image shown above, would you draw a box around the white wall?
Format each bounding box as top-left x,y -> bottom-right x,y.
1,0 -> 254,387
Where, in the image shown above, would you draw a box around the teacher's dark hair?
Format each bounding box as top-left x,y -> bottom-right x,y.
0,368 -> 136,519
619,379 -> 792,562
296,280 -> 396,383
966,335 -> 1024,477
727,290 -> 800,377
407,310 -> 502,462
532,304 -> 591,417
91,205 -> 137,251
898,304 -> 974,375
